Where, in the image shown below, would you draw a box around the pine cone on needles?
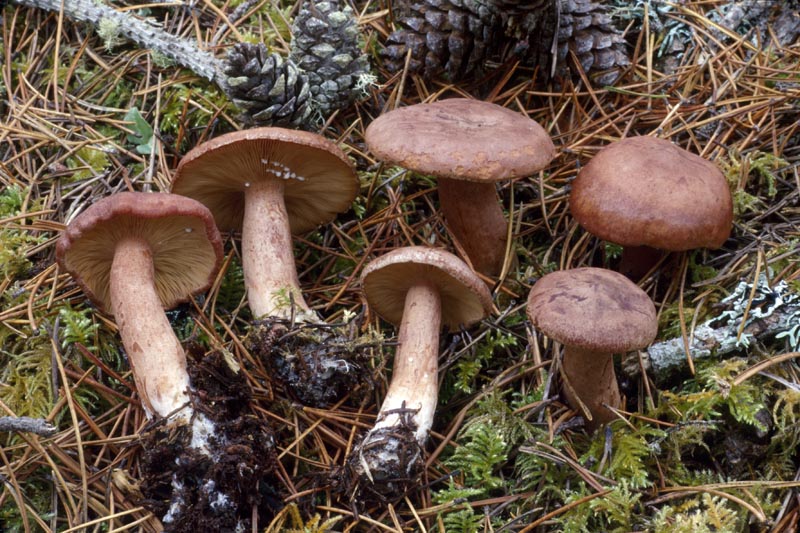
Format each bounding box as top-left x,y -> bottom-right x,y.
222,42 -> 311,128
383,0 -> 629,84
289,0 -> 371,121
382,0 -> 504,80
548,0 -> 630,83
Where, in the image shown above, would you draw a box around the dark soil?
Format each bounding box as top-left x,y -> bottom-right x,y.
335,411 -> 424,505
245,318 -> 378,407
138,345 -> 281,532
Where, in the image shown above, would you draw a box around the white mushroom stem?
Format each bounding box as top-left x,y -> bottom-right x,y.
560,346 -> 622,432
438,178 -> 509,277
242,178 -> 316,321
373,280 -> 441,444
109,237 -> 192,421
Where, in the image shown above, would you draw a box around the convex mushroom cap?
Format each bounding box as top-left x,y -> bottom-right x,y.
365,98 -> 555,182
362,246 -> 494,331
171,127 -> 358,233
365,98 -> 555,276
56,192 -> 223,312
570,136 -> 733,251
526,267 -> 657,353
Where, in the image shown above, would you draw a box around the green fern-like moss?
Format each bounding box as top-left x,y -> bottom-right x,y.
0,329 -> 53,419
440,506 -> 484,533
649,493 -> 744,533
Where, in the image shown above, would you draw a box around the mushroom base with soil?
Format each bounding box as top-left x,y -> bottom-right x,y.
338,420 -> 425,503
244,317 -> 380,407
139,346 -> 281,532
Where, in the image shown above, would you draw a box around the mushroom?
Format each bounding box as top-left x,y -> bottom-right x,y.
171,127 -> 359,321
56,192 -> 223,424
350,246 -> 492,496
526,267 -> 657,431
570,136 -> 733,279
365,98 -> 555,277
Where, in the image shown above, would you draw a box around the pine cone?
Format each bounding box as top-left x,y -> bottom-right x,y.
383,0 -> 629,84
510,0 -> 629,83
549,0 -> 630,84
289,0 -> 371,120
381,0 -> 504,80
222,42 -> 311,128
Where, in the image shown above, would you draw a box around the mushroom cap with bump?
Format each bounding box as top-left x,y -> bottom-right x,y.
171,127 -> 359,234
365,98 -> 556,182
526,267 -> 657,353
570,136 -> 733,251
361,247 -> 493,331
56,192 -> 223,314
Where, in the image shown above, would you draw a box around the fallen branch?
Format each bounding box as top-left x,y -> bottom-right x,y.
624,273 -> 800,383
13,0 -> 225,82
0,416 -> 57,436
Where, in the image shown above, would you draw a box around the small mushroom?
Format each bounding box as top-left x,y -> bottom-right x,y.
526,267 -> 657,431
56,192 -> 223,422
365,98 -> 555,277
350,247 -> 492,497
171,127 -> 359,321
570,136 -> 733,279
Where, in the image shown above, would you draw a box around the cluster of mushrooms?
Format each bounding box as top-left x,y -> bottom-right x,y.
55,97 -> 732,521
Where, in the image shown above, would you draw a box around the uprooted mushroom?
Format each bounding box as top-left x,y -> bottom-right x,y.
341,247 -> 493,501
57,192 -> 278,531
171,128 -> 374,406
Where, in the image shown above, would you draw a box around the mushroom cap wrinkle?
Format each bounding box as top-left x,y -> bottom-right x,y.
361,247 -> 493,331
365,98 -> 555,182
570,136 -> 733,251
526,267 -> 657,353
171,127 -> 359,234
56,192 -> 223,313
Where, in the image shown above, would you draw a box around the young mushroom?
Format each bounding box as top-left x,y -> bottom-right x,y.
570,136 -> 733,279
347,246 -> 492,499
365,98 -> 555,277
526,267 -> 657,431
56,192 -> 223,424
171,127 -> 359,321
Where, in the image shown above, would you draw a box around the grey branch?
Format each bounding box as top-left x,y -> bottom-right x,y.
0,416 -> 58,436
12,0 -> 225,83
625,273 -> 800,383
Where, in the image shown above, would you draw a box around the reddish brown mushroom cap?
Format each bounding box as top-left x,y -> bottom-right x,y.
171,127 -> 359,233
56,192 -> 223,313
365,98 -> 556,182
361,247 -> 493,331
570,136 -> 733,251
526,267 -> 657,353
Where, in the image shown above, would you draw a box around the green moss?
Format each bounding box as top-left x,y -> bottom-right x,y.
0,329 -> 53,419
0,186 -> 48,279
649,493 -> 744,533
65,146 -> 111,182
